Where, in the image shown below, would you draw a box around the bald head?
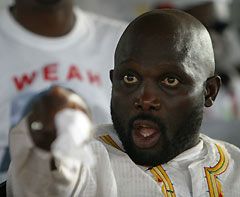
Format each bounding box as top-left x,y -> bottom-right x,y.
115,9 -> 215,80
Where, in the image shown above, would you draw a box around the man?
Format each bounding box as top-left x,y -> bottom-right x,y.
0,0 -> 126,181
7,9 -> 240,196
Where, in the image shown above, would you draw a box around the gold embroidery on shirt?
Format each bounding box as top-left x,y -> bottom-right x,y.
204,144 -> 229,197
150,166 -> 176,197
99,135 -> 123,151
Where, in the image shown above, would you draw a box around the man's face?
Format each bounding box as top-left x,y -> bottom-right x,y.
110,23 -> 206,166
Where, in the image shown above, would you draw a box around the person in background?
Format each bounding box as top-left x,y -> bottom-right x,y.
7,9 -> 240,197
0,0 -> 126,182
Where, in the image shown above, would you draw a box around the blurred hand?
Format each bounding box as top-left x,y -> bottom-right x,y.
27,86 -> 90,151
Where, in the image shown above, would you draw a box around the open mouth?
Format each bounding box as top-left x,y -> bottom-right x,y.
132,119 -> 161,149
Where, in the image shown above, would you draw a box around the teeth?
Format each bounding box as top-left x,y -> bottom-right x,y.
140,132 -> 152,137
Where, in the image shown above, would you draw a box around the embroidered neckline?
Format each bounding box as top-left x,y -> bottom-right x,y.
99,134 -> 176,196
99,134 -> 229,197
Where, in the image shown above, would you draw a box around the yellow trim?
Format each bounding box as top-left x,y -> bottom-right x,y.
99,135 -> 175,196
99,135 -> 123,151
204,144 -> 229,197
150,166 -> 176,197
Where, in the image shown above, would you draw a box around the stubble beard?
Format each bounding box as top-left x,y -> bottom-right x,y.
110,101 -> 204,166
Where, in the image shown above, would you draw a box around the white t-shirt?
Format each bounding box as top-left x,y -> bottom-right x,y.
0,6 -> 126,181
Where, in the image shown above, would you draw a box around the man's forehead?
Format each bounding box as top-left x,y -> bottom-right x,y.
116,14 -> 196,66
115,9 -> 215,79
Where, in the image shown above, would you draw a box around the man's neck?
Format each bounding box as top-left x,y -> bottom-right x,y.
10,3 -> 75,37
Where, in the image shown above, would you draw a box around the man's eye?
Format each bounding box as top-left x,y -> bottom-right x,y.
123,74 -> 139,84
162,77 -> 179,87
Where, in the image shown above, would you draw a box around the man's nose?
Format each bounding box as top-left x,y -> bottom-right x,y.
134,84 -> 160,111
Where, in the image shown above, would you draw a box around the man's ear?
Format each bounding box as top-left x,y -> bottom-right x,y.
204,76 -> 221,107
110,69 -> 114,83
